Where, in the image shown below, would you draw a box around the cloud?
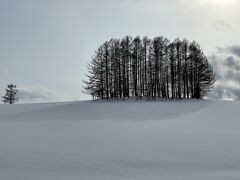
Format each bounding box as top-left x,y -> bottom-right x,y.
217,45 -> 240,57
18,86 -> 67,103
209,81 -> 240,100
228,46 -> 240,57
212,20 -> 232,31
223,56 -> 240,71
208,46 -> 240,100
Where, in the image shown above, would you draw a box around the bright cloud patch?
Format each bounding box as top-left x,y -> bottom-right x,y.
208,45 -> 240,100
18,86 -> 66,103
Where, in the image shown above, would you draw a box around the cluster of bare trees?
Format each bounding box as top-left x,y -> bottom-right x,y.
83,36 -> 215,100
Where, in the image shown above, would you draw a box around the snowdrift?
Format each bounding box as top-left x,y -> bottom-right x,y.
0,100 -> 240,180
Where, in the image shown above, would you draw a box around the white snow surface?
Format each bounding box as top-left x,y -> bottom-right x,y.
0,100 -> 240,180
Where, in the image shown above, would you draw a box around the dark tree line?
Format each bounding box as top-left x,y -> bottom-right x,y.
83,36 -> 215,100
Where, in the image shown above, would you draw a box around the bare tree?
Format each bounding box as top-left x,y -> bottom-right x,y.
83,36 -> 215,100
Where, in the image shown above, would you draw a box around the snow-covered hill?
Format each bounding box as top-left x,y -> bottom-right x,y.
0,100 -> 240,180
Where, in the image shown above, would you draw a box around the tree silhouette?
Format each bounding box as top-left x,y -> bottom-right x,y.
83,36 -> 215,100
2,84 -> 19,104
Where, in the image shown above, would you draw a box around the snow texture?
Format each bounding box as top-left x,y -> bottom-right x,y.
0,100 -> 240,180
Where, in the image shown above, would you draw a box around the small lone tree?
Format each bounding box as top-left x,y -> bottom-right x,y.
2,84 -> 19,104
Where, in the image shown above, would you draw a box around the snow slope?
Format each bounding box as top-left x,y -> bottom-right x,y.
0,100 -> 240,180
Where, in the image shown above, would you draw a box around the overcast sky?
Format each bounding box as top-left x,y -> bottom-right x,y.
0,0 -> 240,102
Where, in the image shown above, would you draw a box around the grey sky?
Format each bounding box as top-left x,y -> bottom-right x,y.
0,0 -> 240,102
